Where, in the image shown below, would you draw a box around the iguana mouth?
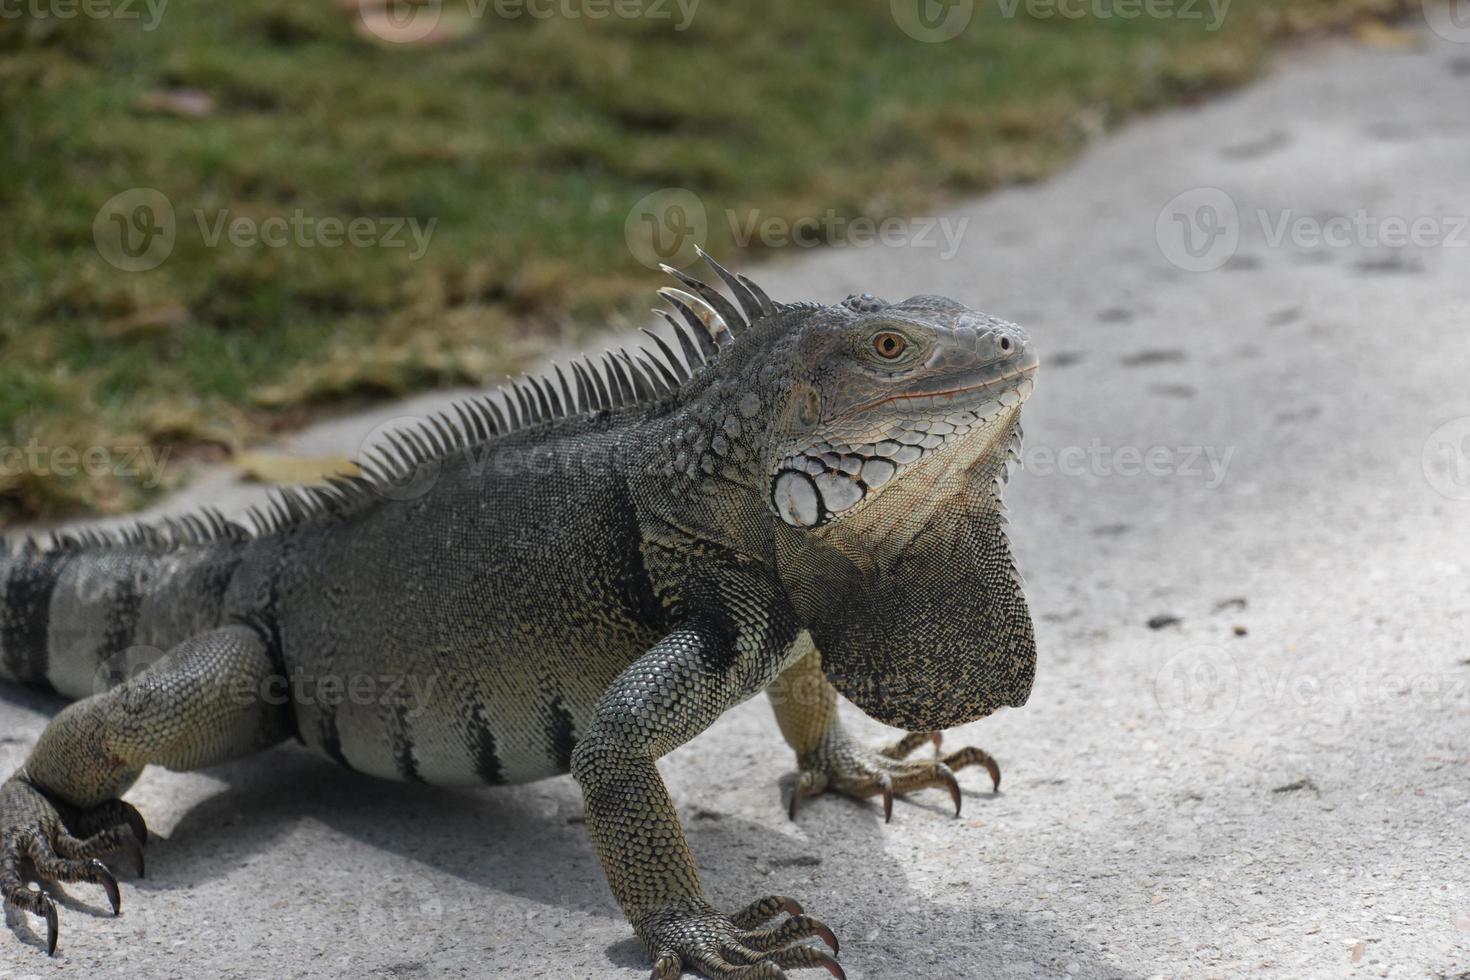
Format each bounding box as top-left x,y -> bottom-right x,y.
846,361 -> 1038,417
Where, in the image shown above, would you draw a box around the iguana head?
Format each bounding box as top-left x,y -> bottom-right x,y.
641,257 -> 1038,732
764,293 -> 1037,533
753,292 -> 1039,731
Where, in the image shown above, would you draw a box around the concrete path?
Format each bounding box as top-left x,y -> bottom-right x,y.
4,26 -> 1470,980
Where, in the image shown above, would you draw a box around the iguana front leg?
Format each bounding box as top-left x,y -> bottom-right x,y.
571,616 -> 844,979
767,638 -> 1000,822
1,625 -> 292,955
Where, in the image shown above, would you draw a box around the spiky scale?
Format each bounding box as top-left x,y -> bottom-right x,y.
528,376 -> 554,420
696,244 -> 764,321
638,347 -> 680,391
660,264 -> 746,335
641,328 -> 691,383
584,356 -> 612,410
570,361 -> 592,413
658,287 -> 730,348
663,294 -> 720,360
500,389 -> 522,429
619,351 -> 656,401
554,364 -> 575,415
482,395 -> 508,434
454,401 -> 484,443
658,310 -> 705,371
513,383 -> 536,424
737,273 -> 777,317
604,352 -> 633,406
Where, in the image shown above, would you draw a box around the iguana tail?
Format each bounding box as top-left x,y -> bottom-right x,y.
0,521 -> 251,702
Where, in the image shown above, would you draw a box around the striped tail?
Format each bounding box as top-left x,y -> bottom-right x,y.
0,521 -> 250,702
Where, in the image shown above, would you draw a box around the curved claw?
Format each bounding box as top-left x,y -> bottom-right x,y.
743,913 -> 841,958
814,952 -> 847,980
650,951 -> 681,980
944,746 -> 1002,793
938,765 -> 963,818
43,896 -> 58,956
91,859 -> 121,916
810,920 -> 839,958
121,805 -> 149,847
120,835 -> 146,879
788,788 -> 801,823
769,945 -> 847,979
877,774 -> 894,823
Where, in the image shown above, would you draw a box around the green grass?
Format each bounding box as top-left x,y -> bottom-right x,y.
0,0 -> 1418,519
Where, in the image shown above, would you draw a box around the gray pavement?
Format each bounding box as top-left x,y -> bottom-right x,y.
4,27 -> 1470,980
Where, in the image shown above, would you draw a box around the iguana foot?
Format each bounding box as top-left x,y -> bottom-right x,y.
785,730 -> 1000,823
0,776 -> 146,956
641,895 -> 844,979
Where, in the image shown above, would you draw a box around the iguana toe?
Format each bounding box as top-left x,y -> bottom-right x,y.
730,895 -> 804,929
785,729 -> 1002,823
740,912 -> 840,957
71,798 -> 150,849
876,730 -> 943,760
1,776 -> 144,956
640,896 -> 845,979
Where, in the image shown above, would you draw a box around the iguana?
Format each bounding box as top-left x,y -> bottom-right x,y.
0,252 -> 1038,978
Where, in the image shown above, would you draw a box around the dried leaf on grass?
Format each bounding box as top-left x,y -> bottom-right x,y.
103,304 -> 190,339
1353,18 -> 1423,49
135,89 -> 217,118
234,452 -> 360,486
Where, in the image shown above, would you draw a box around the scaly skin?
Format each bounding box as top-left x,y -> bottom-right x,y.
768,640 -> 1000,823
1,626 -> 289,954
0,254 -> 1038,977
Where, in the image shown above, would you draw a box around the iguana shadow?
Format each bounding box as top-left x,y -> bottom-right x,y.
158,754 -> 1125,976
4,686 -> 1126,978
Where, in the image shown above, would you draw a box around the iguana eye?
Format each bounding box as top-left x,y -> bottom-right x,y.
873,332 -> 907,360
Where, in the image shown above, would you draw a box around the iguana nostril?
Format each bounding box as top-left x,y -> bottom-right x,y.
999,336 -> 1012,353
